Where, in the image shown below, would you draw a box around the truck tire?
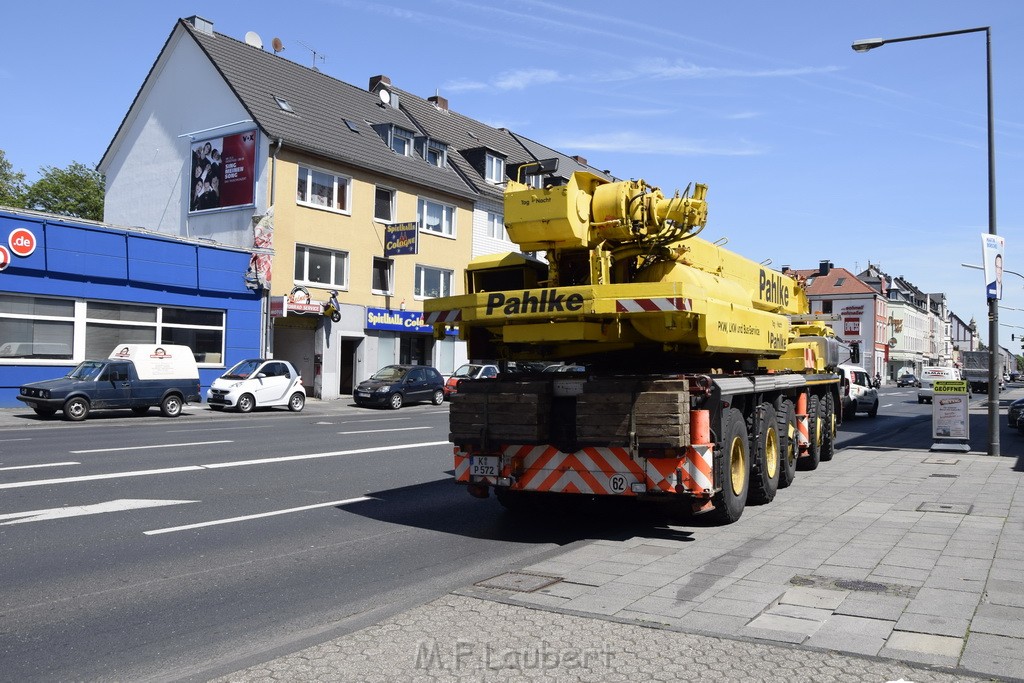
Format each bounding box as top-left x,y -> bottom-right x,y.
777,399 -> 798,489
160,394 -> 183,418
798,395 -> 821,471
63,397 -> 90,422
710,408 -> 749,524
237,393 -> 255,413
820,393 -> 836,462
748,403 -> 780,505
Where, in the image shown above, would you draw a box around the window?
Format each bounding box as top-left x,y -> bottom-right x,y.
415,265 -> 453,299
0,294 -> 225,364
274,96 -> 293,112
525,174 -> 544,189
417,198 -> 455,237
391,128 -> 414,155
295,244 -> 349,288
820,300 -> 833,314
0,294 -> 74,360
375,186 -> 395,222
425,142 -> 446,167
372,257 -> 394,295
485,153 -> 505,183
486,212 -> 506,241
297,166 -> 350,213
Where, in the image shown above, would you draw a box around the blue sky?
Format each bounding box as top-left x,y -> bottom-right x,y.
2,1 -> 1023,346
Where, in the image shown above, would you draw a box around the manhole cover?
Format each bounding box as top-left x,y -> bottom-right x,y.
929,473 -> 958,478
788,576 -> 816,587
475,572 -> 562,592
916,502 -> 972,514
835,579 -> 887,592
923,457 -> 959,465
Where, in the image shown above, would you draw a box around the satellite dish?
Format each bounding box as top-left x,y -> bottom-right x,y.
378,88 -> 392,105
272,37 -> 284,53
244,31 -> 264,49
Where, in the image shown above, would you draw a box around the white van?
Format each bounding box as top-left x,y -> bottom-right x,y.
837,364 -> 879,419
918,366 -> 963,404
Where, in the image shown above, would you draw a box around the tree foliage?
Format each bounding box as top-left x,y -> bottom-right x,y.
24,162 -> 105,221
0,149 -> 27,208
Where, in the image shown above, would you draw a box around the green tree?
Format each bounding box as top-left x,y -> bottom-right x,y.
24,162 -> 105,221
0,149 -> 27,208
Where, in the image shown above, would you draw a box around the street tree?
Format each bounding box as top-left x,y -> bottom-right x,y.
24,162 -> 105,221
0,149 -> 27,208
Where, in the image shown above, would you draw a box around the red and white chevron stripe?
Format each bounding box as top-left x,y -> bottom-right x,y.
615,297 -> 692,314
424,309 -> 461,324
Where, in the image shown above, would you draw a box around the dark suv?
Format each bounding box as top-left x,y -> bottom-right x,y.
353,364 -> 445,409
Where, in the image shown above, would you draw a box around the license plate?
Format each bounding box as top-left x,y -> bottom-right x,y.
356,391 -> 370,397
470,456 -> 499,477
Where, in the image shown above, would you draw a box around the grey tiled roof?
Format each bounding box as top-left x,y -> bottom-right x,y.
180,20 -> 478,202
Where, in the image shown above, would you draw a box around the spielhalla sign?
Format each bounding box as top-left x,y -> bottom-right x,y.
384,222 -> 418,257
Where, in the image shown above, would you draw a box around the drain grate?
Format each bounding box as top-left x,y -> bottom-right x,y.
929,473 -> 959,478
834,579 -> 887,592
475,572 -> 562,592
916,502 -> 972,514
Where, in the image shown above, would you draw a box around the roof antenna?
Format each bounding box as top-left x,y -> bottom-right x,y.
298,41 -> 326,69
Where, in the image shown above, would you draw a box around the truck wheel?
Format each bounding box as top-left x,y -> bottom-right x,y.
32,406 -> 57,418
431,389 -> 444,405
748,403 -> 780,505
288,392 -> 305,412
131,406 -> 150,416
237,393 -> 255,413
160,395 -> 183,418
798,395 -> 821,471
777,399 -> 798,489
820,393 -> 836,462
710,408 -> 749,524
63,397 -> 90,422
389,392 -> 404,410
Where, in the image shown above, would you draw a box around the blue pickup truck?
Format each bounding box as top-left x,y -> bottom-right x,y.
16,344 -> 201,421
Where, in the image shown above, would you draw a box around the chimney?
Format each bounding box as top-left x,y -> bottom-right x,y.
571,155 -> 588,166
428,94 -> 448,111
368,75 -> 392,93
186,16 -> 214,36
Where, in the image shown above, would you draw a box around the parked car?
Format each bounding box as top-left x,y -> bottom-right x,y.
354,364 -> 445,409
16,344 -> 201,421
838,363 -> 879,419
444,363 -> 499,399
207,358 -> 305,413
1009,397 -> 1024,431
896,374 -> 919,388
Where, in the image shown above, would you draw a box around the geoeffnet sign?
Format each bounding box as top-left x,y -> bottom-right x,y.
931,380 -> 969,450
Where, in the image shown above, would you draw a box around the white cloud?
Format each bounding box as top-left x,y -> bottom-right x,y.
442,79 -> 488,93
595,59 -> 841,83
493,69 -> 563,90
726,111 -> 761,120
553,131 -> 765,157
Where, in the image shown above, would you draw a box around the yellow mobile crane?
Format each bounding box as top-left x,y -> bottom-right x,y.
425,161 -> 845,523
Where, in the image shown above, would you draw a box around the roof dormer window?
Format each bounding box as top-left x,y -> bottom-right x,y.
485,153 -> 505,183
274,96 -> 294,113
390,127 -> 414,156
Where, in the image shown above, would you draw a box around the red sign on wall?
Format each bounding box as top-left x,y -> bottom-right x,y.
8,227 -> 36,257
0,245 -> 9,271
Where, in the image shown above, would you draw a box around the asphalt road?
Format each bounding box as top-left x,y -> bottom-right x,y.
0,387 -> 1011,681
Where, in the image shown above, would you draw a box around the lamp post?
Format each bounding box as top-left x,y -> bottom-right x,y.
854,27 -> 998,456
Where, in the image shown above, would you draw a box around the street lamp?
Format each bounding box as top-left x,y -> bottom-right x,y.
854,27 -> 999,456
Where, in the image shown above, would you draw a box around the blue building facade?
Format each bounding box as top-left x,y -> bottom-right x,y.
0,208 -> 262,407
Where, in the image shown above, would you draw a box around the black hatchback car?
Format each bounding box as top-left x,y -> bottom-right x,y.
353,364 -> 445,409
897,374 -> 920,388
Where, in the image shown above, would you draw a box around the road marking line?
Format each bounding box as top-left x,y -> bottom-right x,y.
0,461 -> 80,471
143,496 -> 371,535
338,427 -> 431,435
0,498 -> 196,525
70,440 -> 233,454
165,425 -> 274,433
201,442 -> 450,469
0,466 -> 204,490
0,437 -> 32,442
0,441 -> 450,490
342,417 -> 413,423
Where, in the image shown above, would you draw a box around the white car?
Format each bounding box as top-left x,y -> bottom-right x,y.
837,363 -> 879,419
207,358 -> 306,413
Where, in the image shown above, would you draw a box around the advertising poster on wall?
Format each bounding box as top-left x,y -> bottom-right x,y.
189,129 -> 257,213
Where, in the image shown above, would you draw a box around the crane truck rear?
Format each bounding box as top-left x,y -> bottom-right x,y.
425,164 -> 843,524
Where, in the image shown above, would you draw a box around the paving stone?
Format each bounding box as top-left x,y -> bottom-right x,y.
805,614 -> 895,656
904,587 -> 982,618
894,612 -> 970,638
778,586 -> 847,610
834,592 -> 910,621
961,632 -> 1024,680
880,631 -> 963,666
743,613 -> 820,642
970,603 -> 1024,638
